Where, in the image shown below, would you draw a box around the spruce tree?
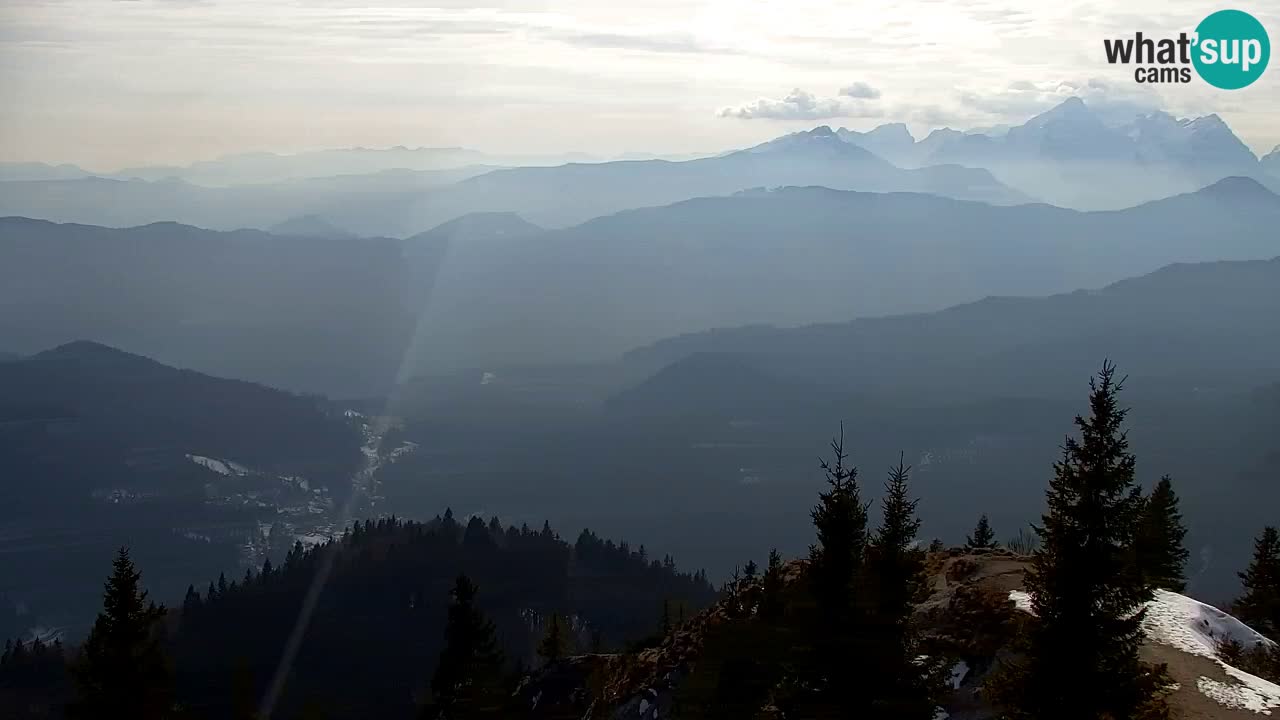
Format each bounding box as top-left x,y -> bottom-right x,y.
69,547 -> 171,719
182,584 -> 201,614
760,548 -> 785,622
873,456 -> 925,622
965,514 -> 997,550
803,425 -> 870,713
537,613 -> 571,664
1135,476 -> 1190,592
997,362 -> 1167,720
428,575 -> 505,719
808,425 -> 869,627
866,456 -> 945,718
1234,526 -> 1280,640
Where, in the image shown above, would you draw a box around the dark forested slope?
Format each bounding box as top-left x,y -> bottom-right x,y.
170,514 -> 715,719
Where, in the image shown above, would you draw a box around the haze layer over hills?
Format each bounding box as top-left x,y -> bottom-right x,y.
5,174 -> 1277,385
5,98 -> 1279,237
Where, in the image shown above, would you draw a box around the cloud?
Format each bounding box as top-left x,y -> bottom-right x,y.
840,82 -> 881,100
958,78 -> 1161,122
719,88 -> 883,121
549,30 -> 736,55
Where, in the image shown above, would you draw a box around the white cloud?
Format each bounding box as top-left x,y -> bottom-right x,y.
719,88 -> 883,120
840,81 -> 882,100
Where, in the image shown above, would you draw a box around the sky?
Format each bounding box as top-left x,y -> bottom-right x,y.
2,0 -> 1278,170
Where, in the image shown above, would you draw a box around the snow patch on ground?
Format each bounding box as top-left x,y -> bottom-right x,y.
1008,589 -> 1033,613
1144,590 -> 1279,714
1199,675 -> 1280,715
1009,589 -> 1280,714
1144,589 -> 1274,659
295,532 -> 332,549
187,454 -> 249,476
390,441 -> 418,461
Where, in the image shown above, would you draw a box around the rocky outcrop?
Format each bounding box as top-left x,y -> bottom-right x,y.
514,549 -> 1278,719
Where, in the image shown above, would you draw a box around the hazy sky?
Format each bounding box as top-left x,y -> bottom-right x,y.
2,0 -> 1278,169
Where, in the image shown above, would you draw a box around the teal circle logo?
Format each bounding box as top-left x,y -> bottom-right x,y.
1193,10 -> 1270,89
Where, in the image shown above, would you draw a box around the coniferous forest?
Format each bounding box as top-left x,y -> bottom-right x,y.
2,363 -> 1277,719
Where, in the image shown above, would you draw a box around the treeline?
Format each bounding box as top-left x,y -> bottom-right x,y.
2,513 -> 715,719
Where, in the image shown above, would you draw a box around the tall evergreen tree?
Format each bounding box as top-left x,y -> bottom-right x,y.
182,584 -> 201,614
996,363 -> 1167,720
427,575 -> 505,719
965,514 -> 998,550
1233,526 -> 1280,641
808,425 -> 869,627
802,425 -> 871,713
872,456 -> 924,622
69,547 -> 171,719
1135,476 -> 1190,592
537,613 -> 571,664
866,456 -> 946,718
760,548 -> 786,623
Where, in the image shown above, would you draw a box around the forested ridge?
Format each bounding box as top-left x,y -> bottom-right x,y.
2,511 -> 715,719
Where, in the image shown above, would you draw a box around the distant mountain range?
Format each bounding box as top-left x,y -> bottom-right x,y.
0,218 -> 415,397
624,253 -> 1280,399
0,146 -> 712,187
835,98 -> 1280,209
268,214 -> 356,239
3,98 -> 1276,235
406,177 -> 1280,371
0,147 -> 580,186
407,127 -> 1025,230
0,165 -> 497,235
4,176 -> 1278,384
0,129 -> 1025,236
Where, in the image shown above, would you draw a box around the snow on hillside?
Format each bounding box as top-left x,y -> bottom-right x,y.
1144,589 -> 1274,659
1009,589 -> 1280,714
1145,590 -> 1280,714
186,454 -> 249,476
